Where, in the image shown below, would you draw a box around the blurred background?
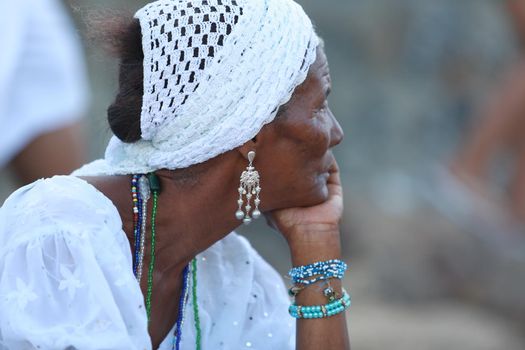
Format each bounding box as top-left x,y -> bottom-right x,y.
1,0 -> 525,349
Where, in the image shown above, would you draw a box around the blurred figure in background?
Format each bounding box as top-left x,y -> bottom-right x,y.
0,0 -> 89,186
449,0 -> 525,229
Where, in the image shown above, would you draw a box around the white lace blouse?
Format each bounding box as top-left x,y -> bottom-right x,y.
0,176 -> 294,349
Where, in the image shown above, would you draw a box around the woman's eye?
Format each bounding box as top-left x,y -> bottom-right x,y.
314,101 -> 328,115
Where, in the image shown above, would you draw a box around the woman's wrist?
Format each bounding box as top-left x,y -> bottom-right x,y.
286,227 -> 346,306
285,224 -> 342,266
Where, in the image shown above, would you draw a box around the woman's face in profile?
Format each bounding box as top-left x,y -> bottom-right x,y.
256,46 -> 344,211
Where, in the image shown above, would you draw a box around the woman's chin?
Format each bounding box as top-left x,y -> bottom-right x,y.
314,184 -> 330,203
314,174 -> 331,198
300,183 -> 330,207
270,178 -> 330,210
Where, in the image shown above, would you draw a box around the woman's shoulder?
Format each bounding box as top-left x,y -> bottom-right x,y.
0,175 -> 123,250
0,176 -> 149,349
2,174 -> 116,209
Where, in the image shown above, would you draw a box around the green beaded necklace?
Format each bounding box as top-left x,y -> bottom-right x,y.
145,173 -> 160,319
192,258 -> 202,350
139,173 -> 202,349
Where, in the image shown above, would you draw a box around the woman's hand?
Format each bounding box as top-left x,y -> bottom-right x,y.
267,161 -> 350,350
265,161 -> 343,244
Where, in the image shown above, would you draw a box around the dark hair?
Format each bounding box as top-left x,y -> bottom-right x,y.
99,16 -> 144,143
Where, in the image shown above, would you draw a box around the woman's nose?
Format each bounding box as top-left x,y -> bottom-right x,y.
329,109 -> 344,147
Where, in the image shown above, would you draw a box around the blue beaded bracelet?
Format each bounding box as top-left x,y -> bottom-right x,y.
294,273 -> 341,286
289,259 -> 348,285
289,290 -> 351,319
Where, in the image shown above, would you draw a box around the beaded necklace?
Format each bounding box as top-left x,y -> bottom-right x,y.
172,264 -> 191,350
130,173 -> 159,319
137,175 -> 151,281
131,175 -> 141,276
131,173 -> 201,350
191,258 -> 202,350
145,183 -> 158,320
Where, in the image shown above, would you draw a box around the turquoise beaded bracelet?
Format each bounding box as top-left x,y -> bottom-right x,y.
289,259 -> 347,285
289,290 -> 351,319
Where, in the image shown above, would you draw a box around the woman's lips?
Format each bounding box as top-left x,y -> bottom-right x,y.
320,172 -> 330,180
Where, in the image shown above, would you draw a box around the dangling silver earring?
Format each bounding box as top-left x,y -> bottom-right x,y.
235,151 -> 261,224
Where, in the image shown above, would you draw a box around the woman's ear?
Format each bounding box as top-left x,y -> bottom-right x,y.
236,119 -> 278,162
237,124 -> 270,160
237,137 -> 258,161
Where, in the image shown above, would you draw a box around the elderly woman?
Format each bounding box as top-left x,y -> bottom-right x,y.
0,0 -> 348,349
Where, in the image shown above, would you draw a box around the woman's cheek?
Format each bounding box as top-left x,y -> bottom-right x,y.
308,116 -> 332,150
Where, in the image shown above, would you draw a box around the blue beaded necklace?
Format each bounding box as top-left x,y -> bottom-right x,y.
172,263 -> 191,350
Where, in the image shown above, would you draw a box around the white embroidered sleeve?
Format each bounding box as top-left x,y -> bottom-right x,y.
0,177 -> 150,350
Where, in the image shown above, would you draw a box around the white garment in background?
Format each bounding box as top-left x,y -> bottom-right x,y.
0,0 -> 89,167
0,176 -> 295,349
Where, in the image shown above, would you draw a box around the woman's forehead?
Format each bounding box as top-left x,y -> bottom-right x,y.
309,47 -> 331,87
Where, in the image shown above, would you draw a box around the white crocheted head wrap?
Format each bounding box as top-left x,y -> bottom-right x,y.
102,0 -> 318,174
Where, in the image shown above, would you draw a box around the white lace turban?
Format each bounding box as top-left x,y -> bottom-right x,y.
103,0 -> 319,174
